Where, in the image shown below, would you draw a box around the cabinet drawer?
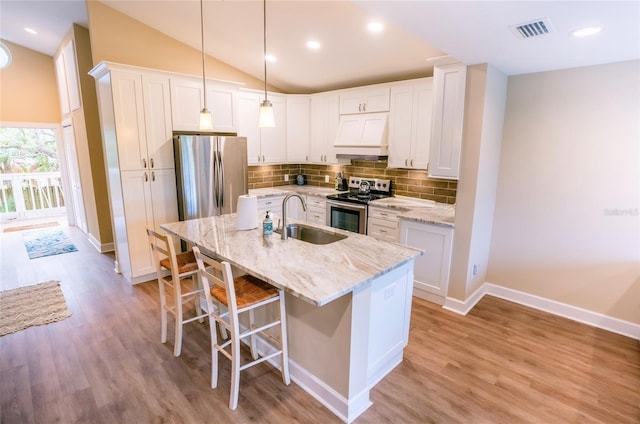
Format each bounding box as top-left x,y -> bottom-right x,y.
368,218 -> 399,242
368,206 -> 403,222
307,208 -> 326,225
257,196 -> 283,217
307,197 -> 326,209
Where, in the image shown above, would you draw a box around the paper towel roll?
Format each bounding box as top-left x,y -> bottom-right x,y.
236,195 -> 258,230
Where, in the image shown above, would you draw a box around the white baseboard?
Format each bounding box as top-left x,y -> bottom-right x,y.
442,282 -> 640,340
87,233 -> 115,253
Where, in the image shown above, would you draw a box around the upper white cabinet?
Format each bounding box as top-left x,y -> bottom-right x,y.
238,90 -> 287,165
400,219 -> 453,305
170,76 -> 239,133
388,78 -> 433,169
286,95 -> 310,163
111,70 -> 174,171
429,63 -> 467,179
339,87 -> 390,114
54,40 -> 81,115
309,92 -> 340,164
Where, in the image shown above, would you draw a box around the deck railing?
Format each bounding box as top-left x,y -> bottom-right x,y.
0,172 -> 66,220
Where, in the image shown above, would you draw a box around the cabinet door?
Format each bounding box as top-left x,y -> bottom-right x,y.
286,95 -> 310,163
400,220 -> 453,302
142,74 -> 174,169
170,77 -> 203,131
207,81 -> 238,133
55,54 -> 70,115
111,70 -> 148,171
388,85 -> 414,168
429,63 -> 466,179
339,87 -> 389,114
260,94 -> 287,163
120,170 -> 156,278
324,94 -> 340,164
62,40 -> 81,111
149,168 -> 179,229
411,81 -> 434,170
309,94 -> 328,163
238,91 -> 262,164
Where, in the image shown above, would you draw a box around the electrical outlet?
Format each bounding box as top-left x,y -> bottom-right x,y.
284,174 -> 289,182
472,264 -> 479,276
324,175 -> 330,183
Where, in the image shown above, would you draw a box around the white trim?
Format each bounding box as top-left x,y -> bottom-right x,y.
441,282 -> 640,340
88,233 -> 114,253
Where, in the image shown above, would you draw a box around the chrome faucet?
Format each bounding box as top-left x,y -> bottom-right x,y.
281,193 -> 307,240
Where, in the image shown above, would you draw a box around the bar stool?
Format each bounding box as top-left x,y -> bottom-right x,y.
147,228 -> 207,357
192,246 -> 290,410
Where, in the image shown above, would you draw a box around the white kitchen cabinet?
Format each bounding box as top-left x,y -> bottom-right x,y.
91,63 -> 180,284
339,86 -> 390,114
285,194 -> 307,221
286,95 -> 310,163
111,70 -> 174,171
429,63 -> 467,179
170,76 -> 239,133
257,195 -> 284,219
54,39 -> 81,115
309,92 -> 340,164
120,169 -> 179,278
400,219 -> 453,305
388,78 -> 433,169
367,206 -> 402,243
238,90 -> 287,165
306,195 -> 327,226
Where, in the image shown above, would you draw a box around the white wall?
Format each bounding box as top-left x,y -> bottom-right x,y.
487,60 -> 640,324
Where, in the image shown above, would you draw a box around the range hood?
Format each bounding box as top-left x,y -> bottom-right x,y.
333,112 -> 389,157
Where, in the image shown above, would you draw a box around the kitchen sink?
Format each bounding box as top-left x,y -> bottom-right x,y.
275,223 -> 348,245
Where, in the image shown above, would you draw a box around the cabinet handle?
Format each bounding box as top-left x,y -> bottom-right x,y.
381,213 -> 388,216
262,155 -> 266,162
305,155 -> 308,161
405,159 -> 408,167
410,159 -> 414,167
258,155 -> 261,162
150,158 -> 154,168
142,158 -> 147,168
151,171 -> 155,181
144,172 -> 148,182
359,103 -> 362,112
379,229 -> 387,233
363,102 -> 366,112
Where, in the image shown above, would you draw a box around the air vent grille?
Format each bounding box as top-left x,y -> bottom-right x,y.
510,18 -> 553,39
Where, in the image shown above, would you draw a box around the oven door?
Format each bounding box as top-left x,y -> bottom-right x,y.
326,200 -> 367,234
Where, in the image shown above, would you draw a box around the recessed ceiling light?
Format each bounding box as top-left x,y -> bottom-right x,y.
367,22 -> 384,33
265,54 -> 277,63
571,26 -> 602,37
306,40 -> 321,50
24,27 -> 37,35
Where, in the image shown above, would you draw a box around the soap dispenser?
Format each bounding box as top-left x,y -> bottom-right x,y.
263,211 -> 273,236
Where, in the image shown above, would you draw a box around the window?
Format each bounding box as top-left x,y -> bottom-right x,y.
0,42 -> 11,70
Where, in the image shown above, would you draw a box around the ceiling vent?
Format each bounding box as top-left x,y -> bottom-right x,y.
510,18 -> 553,39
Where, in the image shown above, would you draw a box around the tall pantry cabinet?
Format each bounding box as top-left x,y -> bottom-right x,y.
91,63 -> 178,284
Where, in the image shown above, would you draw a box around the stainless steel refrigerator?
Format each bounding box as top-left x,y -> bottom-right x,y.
173,133 -> 248,220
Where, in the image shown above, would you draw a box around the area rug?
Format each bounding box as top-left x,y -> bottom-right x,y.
3,221 -> 59,233
23,228 -> 78,259
0,281 -> 72,336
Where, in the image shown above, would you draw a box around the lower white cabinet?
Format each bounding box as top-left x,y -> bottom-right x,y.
306,195 -> 326,225
399,219 -> 453,305
257,195 -> 284,220
367,206 -> 402,242
120,169 -> 178,281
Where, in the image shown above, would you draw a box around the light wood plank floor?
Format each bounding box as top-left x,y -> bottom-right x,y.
1,225 -> 639,423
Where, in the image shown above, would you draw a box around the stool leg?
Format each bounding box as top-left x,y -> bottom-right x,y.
249,309 -> 258,360
210,319 -> 220,389
174,287 -> 183,357
278,290 -> 290,385
159,280 -> 168,344
229,327 -> 241,410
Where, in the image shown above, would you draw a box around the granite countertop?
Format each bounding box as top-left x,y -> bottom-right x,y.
161,214 -> 422,307
250,186 -> 345,198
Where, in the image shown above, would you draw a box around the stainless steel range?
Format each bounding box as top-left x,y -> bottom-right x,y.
326,177 -> 392,234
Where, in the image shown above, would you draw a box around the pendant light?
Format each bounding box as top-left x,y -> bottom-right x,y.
258,0 -> 275,127
199,0 -> 213,130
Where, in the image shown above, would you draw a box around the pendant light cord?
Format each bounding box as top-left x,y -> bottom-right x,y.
263,0 -> 268,102
200,0 -> 207,110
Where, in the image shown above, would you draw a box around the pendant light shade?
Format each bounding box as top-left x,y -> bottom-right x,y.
199,0 -> 213,130
258,0 -> 275,128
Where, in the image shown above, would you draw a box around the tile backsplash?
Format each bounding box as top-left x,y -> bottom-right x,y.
248,159 -> 457,204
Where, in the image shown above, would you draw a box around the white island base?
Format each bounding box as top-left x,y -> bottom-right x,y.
257,262 -> 414,423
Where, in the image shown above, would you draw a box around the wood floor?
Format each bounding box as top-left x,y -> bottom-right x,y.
1,225 -> 639,423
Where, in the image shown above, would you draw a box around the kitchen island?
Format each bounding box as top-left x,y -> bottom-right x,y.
161,214 -> 422,423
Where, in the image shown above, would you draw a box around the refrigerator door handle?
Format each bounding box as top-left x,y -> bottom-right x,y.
212,149 -> 220,209
217,146 -> 225,210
